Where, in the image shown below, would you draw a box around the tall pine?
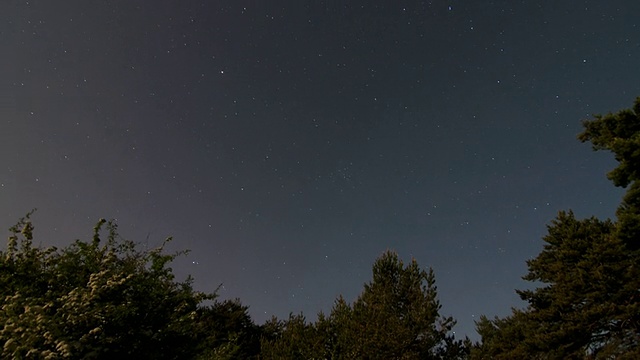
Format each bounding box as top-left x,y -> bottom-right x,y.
474,97 -> 640,359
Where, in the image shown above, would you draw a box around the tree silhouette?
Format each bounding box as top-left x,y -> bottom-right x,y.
473,97 -> 640,359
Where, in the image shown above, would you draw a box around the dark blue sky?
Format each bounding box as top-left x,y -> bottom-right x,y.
2,0 -> 639,338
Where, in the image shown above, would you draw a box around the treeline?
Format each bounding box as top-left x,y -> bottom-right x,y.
0,214 -> 466,359
2,98 -> 639,359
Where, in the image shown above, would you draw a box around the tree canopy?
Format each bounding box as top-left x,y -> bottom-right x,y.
579,97 -> 640,250
0,211 -> 217,359
4,97 -> 640,359
473,97 -> 640,359
0,214 -> 466,359
261,251 -> 469,359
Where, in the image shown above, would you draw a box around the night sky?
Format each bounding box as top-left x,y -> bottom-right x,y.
3,0 -> 639,338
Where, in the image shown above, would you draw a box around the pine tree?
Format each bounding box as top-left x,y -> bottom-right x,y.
473,97 -> 640,359
259,251 -> 468,359
326,251 -> 467,359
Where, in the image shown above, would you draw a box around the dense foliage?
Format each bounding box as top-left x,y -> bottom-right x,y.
261,251 -> 469,359
0,213 -> 217,359
473,97 -> 640,359
0,215 -> 464,359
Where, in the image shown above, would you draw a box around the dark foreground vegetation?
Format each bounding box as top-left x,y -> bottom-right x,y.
2,98 -> 639,359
